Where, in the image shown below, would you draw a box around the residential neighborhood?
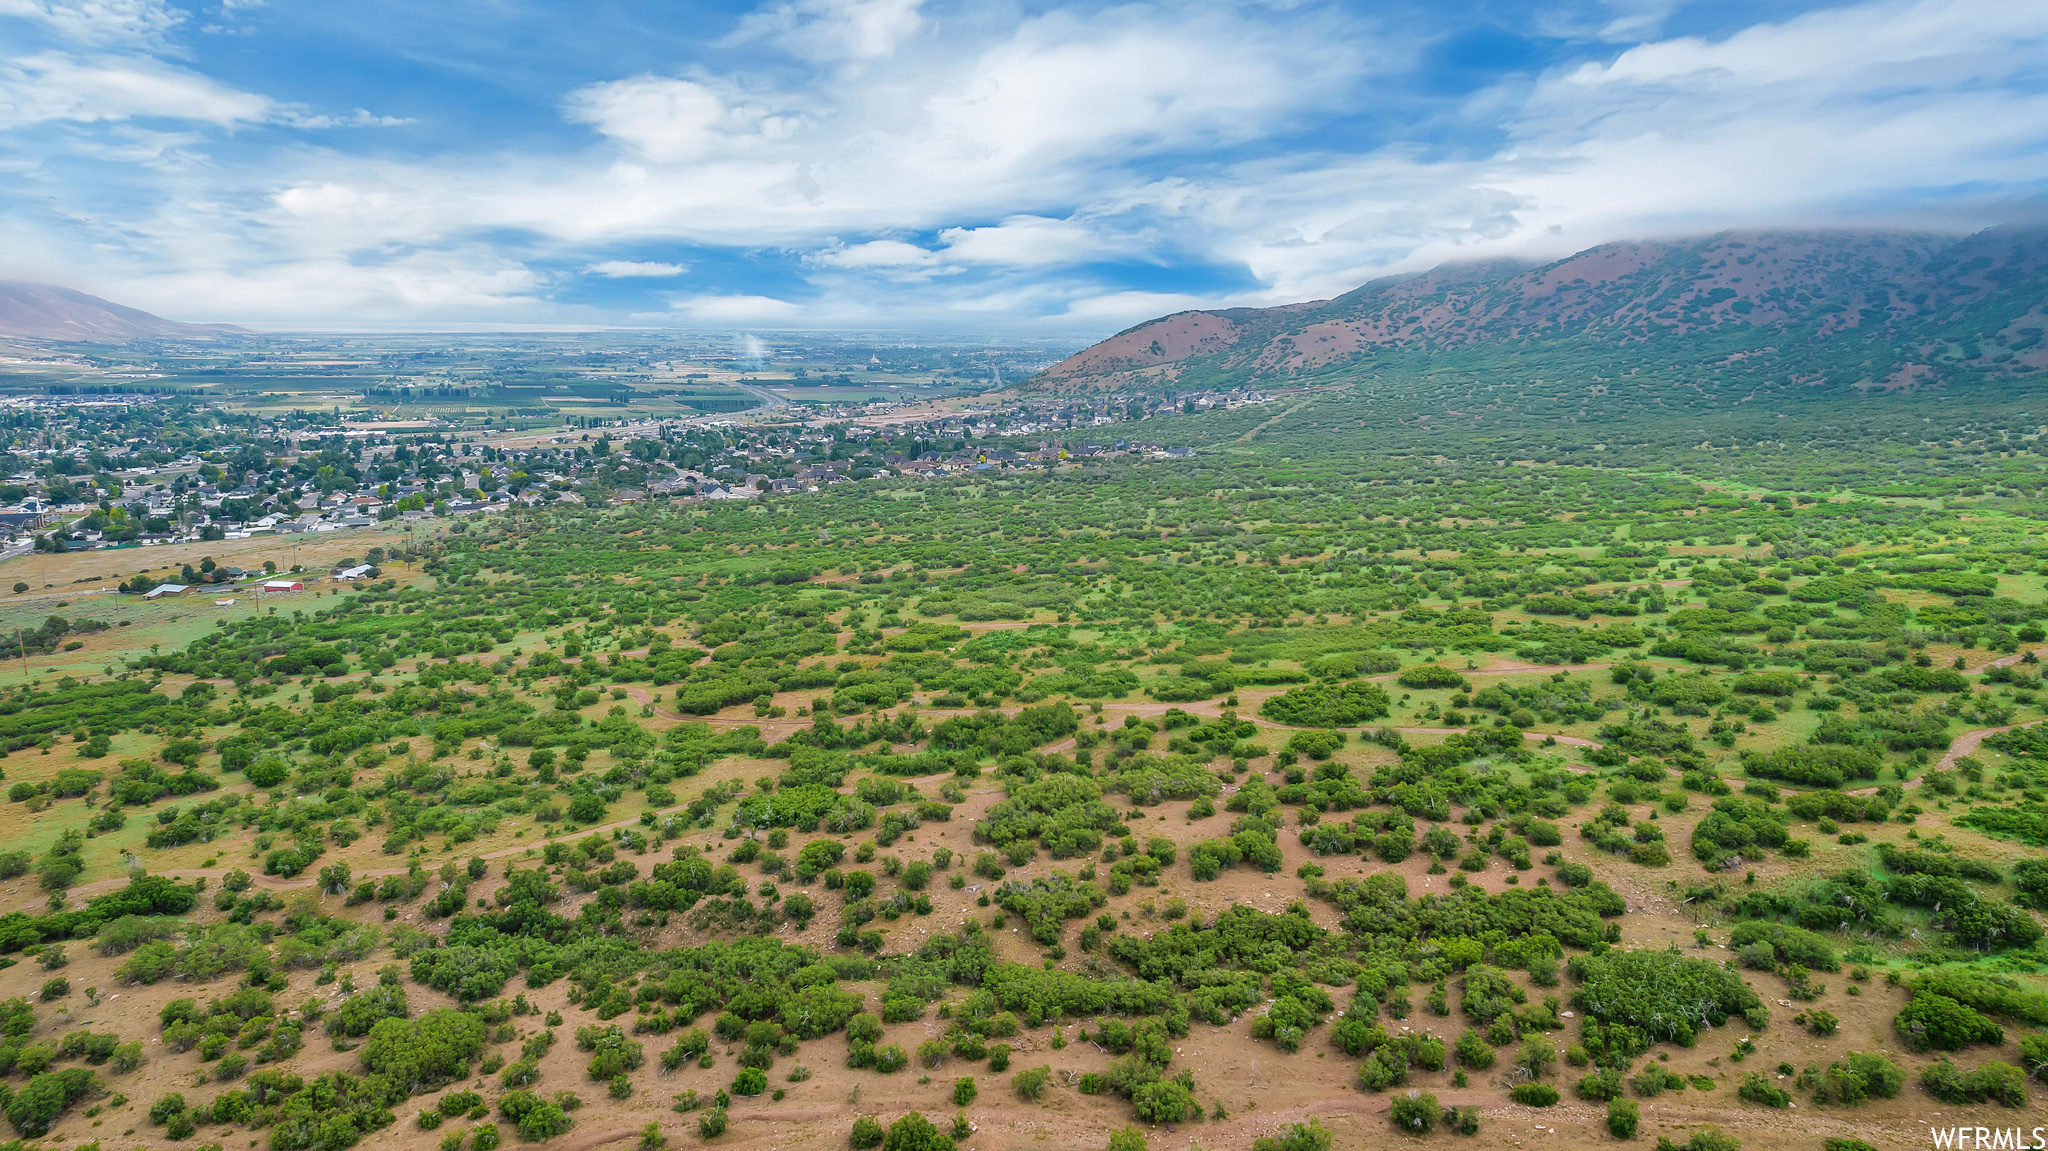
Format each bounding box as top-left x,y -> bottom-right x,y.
0,390 -> 1219,563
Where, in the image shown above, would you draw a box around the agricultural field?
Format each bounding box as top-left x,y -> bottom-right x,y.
0,374 -> 2043,1151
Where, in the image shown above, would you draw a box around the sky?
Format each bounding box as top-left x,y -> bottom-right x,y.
1,0 -> 2046,333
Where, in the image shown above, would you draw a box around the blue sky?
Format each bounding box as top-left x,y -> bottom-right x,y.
2,0 -> 2045,333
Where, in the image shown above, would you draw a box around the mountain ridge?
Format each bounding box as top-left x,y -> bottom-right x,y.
0,281 -> 245,342
1035,227 -> 2048,392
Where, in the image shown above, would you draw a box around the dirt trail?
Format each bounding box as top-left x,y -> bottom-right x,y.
1367,660 -> 1612,682
1839,718 -> 2042,795
1392,725 -> 1603,749
1971,645 -> 2048,672
1934,718 -> 2042,771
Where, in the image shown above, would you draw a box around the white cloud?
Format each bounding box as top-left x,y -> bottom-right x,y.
938,215 -> 1118,267
583,260 -> 689,278
0,52 -> 273,127
111,249 -> 541,322
0,0 -> 182,45
13,0 -> 2048,330
922,9 -> 1356,168
1570,0 -> 2048,88
811,239 -> 936,269
562,76 -> 801,163
733,0 -> 924,64
669,293 -> 803,322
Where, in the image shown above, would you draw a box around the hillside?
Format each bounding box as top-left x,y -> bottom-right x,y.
1037,227 -> 2048,392
0,281 -> 242,342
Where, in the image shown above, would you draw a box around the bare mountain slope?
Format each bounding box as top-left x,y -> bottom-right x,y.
0,281 -> 242,342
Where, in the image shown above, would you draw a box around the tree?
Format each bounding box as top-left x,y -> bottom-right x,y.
952,1077 -> 977,1106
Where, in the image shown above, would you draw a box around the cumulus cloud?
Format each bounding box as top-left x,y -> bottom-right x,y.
583,260 -> 689,277
9,0 -> 2048,328
938,215 -> 1120,267
562,76 -> 801,163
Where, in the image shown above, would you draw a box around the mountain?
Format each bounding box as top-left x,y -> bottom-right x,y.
0,281 -> 243,342
1036,227 -> 2048,392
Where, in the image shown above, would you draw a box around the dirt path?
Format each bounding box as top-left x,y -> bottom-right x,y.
1367,660 -> 1612,682
1391,726 -> 1603,749
1238,398 -> 1313,442
1934,718 -> 2042,772
1839,718 -> 2043,795
1970,646 -> 2048,672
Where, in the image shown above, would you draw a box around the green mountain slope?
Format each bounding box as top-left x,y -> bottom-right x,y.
1036,227 -> 2048,394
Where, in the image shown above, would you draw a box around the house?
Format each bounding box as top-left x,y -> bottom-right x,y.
262,580 -> 305,591
143,583 -> 192,599
333,564 -> 374,580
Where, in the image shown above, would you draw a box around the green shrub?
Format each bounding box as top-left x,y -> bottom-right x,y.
1809,1051 -> 1902,1105
1654,1128 -> 1740,1151
1726,922 -> 1838,971
1389,1093 -> 1439,1133
8,1068 -> 98,1137
1736,1073 -> 1788,1107
1920,1059 -> 2028,1106
1013,1066 -> 1051,1101
1607,1098 -> 1640,1138
1571,949 -> 1766,1052
880,1111 -> 951,1151
362,1009 -> 488,1089
1108,1127 -> 1150,1151
1252,1119 -> 1333,1151
1509,1083 -> 1559,1106
1895,993 -> 2003,1052
1131,1080 -> 1200,1123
